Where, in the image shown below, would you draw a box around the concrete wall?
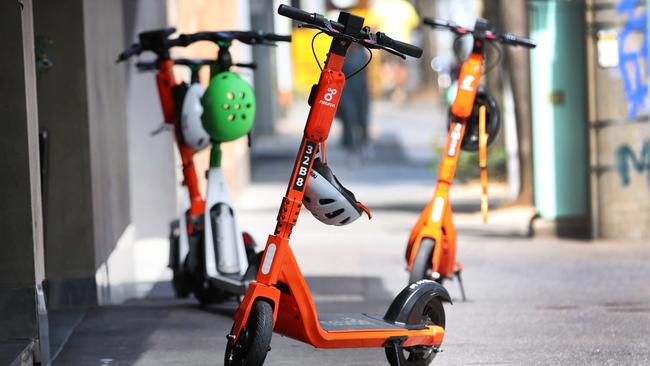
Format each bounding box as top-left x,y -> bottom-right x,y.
83,0 -> 131,271
33,0 -> 135,307
0,0 -> 49,361
587,0 -> 650,240
122,0 -> 177,240
34,0 -> 98,308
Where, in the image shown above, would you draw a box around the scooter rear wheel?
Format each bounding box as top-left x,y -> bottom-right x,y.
409,238 -> 435,285
169,221 -> 191,298
384,298 -> 445,366
224,300 -> 273,366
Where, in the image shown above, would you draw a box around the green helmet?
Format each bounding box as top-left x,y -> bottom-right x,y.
201,71 -> 256,142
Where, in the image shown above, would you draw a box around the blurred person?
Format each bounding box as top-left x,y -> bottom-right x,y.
367,0 -> 419,103
336,43 -> 371,156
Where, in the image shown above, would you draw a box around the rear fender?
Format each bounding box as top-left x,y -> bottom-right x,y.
384,280 -> 451,325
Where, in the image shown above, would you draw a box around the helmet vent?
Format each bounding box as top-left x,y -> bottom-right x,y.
239,92 -> 245,98
234,103 -> 240,110
325,208 -> 344,219
246,103 -> 252,109
319,198 -> 335,205
228,114 -> 235,121
223,103 -> 229,110
339,217 -> 351,225
227,92 -> 234,100
241,114 -> 246,119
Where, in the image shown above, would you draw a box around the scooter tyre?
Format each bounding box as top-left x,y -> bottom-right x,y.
384,297 -> 445,366
408,238 -> 435,285
224,300 -> 273,366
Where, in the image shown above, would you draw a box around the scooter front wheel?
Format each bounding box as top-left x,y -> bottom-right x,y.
384,298 -> 445,366
224,300 -> 273,366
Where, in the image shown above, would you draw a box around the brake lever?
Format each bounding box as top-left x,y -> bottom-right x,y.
323,19 -> 335,32
361,39 -> 406,59
150,123 -> 171,136
234,62 -> 258,70
378,45 -> 406,59
259,40 -> 279,47
298,23 -> 341,38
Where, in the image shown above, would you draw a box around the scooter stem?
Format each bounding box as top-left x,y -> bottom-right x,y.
479,105 -> 488,224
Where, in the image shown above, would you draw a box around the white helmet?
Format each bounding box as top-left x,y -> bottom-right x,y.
180,82 -> 211,151
303,158 -> 371,226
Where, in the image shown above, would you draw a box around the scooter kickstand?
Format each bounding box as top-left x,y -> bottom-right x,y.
384,336 -> 407,366
456,270 -> 467,302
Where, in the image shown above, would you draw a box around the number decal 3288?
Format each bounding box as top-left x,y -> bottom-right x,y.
293,141 -> 316,192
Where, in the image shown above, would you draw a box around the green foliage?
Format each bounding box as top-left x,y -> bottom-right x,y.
432,142 -> 508,182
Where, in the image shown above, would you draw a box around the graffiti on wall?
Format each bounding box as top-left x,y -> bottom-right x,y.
616,141 -> 650,187
617,0 -> 648,119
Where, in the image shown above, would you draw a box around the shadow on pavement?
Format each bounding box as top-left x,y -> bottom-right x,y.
53,275 -> 395,365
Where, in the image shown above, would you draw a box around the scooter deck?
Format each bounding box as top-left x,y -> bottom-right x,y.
208,274 -> 247,295
206,252 -> 261,295
319,313 -> 424,332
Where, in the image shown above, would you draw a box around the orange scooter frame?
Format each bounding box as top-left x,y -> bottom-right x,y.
232,49 -> 444,348
155,59 -> 205,221
226,6 -> 450,366
406,17 -> 536,300
405,52 -> 483,297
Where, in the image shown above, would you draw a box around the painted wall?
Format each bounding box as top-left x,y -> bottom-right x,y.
588,0 -> 650,239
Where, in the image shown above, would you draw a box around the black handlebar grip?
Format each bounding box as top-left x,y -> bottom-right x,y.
501,32 -> 537,48
423,17 -> 450,29
377,33 -> 423,58
265,34 -> 292,42
278,4 -> 315,24
135,61 -> 157,71
117,44 -> 141,62
515,36 -> 537,48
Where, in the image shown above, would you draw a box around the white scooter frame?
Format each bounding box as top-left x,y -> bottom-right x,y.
168,60 -> 259,304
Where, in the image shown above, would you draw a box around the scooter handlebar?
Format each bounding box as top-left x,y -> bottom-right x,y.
278,4 -> 421,59
376,32 -> 423,58
497,32 -> 537,48
265,33 -> 292,42
423,16 -> 536,49
116,43 -> 142,62
277,4 -> 316,25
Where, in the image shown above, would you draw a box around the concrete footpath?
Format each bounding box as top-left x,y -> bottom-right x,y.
55,98 -> 650,365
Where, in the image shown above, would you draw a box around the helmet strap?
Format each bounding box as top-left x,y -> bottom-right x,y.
320,141 -> 328,165
479,105 -> 488,224
356,201 -> 373,220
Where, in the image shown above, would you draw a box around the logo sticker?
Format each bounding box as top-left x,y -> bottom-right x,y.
448,123 -> 462,157
460,75 -> 475,92
318,87 -> 337,108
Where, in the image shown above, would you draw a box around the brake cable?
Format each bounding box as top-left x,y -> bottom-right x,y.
452,34 -> 503,75
311,31 -> 325,71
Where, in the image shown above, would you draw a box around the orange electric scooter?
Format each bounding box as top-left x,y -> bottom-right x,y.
405,18 -> 536,300
224,5 -> 451,366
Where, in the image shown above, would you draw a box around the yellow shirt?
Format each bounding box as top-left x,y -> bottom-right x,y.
367,0 -> 419,43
